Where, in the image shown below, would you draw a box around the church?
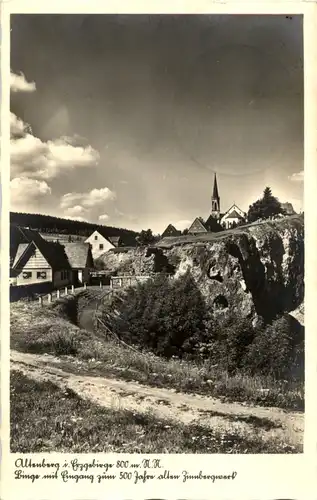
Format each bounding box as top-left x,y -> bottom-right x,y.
188,173 -> 246,234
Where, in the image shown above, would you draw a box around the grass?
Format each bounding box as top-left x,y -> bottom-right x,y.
10,293 -> 96,355
10,298 -> 304,411
10,370 -> 299,453
59,338 -> 304,411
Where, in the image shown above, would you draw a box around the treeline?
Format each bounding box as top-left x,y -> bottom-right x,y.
10,212 -> 139,241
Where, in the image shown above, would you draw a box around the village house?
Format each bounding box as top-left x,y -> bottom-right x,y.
220,204 -> 247,229
10,226 -> 45,269
188,215 -> 223,235
61,242 -> 94,286
11,226 -> 94,289
11,238 -> 72,289
85,229 -> 124,260
161,224 -> 182,238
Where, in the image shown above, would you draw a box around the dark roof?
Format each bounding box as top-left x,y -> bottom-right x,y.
212,173 -> 220,200
108,236 -> 121,247
63,242 -> 93,268
10,226 -> 46,266
225,209 -> 244,219
13,239 -> 71,271
95,228 -> 136,247
161,224 -> 182,238
205,215 -> 223,232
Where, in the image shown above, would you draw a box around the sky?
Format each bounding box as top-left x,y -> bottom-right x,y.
10,14 -> 304,233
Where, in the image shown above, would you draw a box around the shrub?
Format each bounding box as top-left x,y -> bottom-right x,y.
107,271 -> 208,357
195,313 -> 256,373
244,314 -> 304,379
49,331 -> 78,356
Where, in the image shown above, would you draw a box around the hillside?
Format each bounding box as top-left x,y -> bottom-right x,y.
10,212 -> 138,243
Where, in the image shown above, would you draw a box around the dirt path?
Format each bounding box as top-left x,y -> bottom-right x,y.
11,349 -> 303,449
77,286 -> 111,332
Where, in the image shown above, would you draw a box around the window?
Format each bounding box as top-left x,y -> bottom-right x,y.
61,270 -> 69,280
99,244 -> 104,250
94,235 -> 98,240
22,271 -> 32,279
37,271 -> 47,279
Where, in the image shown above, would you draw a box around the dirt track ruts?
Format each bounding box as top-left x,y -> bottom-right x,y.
11,349 -> 303,449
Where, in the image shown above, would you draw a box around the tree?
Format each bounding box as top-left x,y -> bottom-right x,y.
182,228 -> 189,235
136,229 -> 156,246
247,186 -> 285,223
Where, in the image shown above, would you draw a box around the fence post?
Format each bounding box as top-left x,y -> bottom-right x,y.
65,286 -> 68,295
84,282 -> 87,290
38,296 -> 43,307
57,289 -> 60,299
71,285 -> 74,293
100,281 -> 102,288
47,293 -> 52,304
110,278 -> 113,289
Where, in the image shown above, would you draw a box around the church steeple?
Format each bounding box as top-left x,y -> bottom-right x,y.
211,173 -> 220,217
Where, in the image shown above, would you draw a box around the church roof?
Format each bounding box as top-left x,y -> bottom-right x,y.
205,215 -> 223,232
225,209 -> 244,219
212,173 -> 220,200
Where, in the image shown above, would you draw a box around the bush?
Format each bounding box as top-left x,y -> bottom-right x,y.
49,331 -> 78,356
244,315 -> 304,379
102,275 -> 304,380
107,271 -> 208,357
195,314 -> 256,373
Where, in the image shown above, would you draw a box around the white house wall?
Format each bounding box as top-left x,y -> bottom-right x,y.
85,231 -> 114,259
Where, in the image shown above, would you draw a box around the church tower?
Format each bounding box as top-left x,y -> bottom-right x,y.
211,173 -> 220,219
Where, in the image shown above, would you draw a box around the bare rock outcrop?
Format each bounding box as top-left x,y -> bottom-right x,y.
98,215 -> 304,322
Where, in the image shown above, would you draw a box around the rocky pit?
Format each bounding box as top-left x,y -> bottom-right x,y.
98,215 -> 304,323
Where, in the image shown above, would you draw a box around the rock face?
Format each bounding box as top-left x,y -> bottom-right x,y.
99,215 -> 304,322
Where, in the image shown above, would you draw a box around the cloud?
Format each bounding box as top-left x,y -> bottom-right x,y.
10,71 -> 36,93
64,215 -> 87,222
60,187 -> 116,210
64,205 -> 87,217
10,112 -> 32,137
288,170 -> 304,182
10,177 -> 51,207
98,214 -> 110,222
11,133 -> 100,179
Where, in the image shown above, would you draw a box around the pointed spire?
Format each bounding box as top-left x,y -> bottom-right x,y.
212,173 -> 219,200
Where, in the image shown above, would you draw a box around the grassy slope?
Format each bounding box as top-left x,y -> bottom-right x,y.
10,370 -> 297,453
10,299 -> 304,410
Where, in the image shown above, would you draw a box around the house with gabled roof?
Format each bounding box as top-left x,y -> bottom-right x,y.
11,225 -> 95,288
10,225 -> 46,270
220,204 -> 246,229
161,224 -> 182,238
62,242 -> 94,286
84,229 -> 124,260
188,217 -> 208,234
12,238 -> 72,288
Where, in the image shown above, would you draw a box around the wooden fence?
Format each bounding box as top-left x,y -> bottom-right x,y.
110,275 -> 152,289
37,283 -> 107,306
